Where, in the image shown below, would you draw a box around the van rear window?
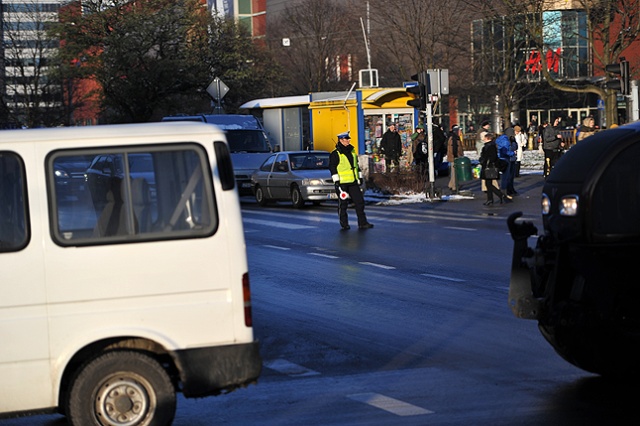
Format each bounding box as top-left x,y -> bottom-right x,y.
0,152 -> 29,252
48,144 -> 217,246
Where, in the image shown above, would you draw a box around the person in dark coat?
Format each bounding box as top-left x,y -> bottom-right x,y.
432,123 -> 447,172
411,124 -> 428,178
447,125 -> 463,191
542,117 -> 564,177
380,123 -> 402,173
480,132 -> 509,206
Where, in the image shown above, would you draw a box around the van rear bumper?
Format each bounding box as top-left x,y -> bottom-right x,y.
176,340 -> 262,397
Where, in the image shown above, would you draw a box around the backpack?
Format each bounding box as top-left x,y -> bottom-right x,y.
495,134 -> 514,159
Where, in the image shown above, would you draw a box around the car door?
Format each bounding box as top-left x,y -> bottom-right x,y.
267,153 -> 290,199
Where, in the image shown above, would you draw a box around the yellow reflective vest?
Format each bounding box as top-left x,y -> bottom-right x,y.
334,150 -> 358,184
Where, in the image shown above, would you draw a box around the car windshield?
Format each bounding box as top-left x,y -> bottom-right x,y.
289,153 -> 330,170
225,130 -> 270,153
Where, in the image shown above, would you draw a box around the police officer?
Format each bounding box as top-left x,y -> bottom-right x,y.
329,131 -> 374,230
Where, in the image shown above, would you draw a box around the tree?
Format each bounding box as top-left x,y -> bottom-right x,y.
199,13 -> 283,112
50,0 -> 280,123
267,0 -> 360,94
365,0 -> 470,87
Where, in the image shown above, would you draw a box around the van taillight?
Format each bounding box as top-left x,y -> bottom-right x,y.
243,273 -> 253,327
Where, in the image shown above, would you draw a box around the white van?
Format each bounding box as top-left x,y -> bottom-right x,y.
0,122 -> 261,425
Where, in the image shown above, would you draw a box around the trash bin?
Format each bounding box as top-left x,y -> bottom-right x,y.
454,156 -> 472,182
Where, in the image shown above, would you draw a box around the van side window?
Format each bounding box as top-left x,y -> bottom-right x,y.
49,144 -> 217,246
0,152 -> 29,251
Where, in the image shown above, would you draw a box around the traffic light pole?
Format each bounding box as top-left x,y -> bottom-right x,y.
425,101 -> 436,199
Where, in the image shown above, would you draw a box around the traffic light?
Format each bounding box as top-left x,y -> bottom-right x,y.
605,59 -> 630,95
406,71 -> 428,110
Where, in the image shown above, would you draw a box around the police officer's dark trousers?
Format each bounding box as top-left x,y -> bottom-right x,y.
338,183 -> 368,227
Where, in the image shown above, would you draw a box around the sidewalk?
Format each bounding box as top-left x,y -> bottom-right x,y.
366,169 -> 545,217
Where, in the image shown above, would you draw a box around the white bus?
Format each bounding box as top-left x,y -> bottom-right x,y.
0,122 -> 261,425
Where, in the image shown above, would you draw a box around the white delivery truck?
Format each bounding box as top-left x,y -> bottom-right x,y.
0,122 -> 261,425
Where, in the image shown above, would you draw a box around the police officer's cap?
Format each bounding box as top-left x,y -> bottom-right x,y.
337,131 -> 351,140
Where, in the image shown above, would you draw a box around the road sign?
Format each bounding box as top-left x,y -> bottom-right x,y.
207,77 -> 229,102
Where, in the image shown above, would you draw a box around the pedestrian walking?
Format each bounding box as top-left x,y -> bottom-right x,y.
542,117 -> 564,177
329,131 -> 374,230
480,132 -> 510,206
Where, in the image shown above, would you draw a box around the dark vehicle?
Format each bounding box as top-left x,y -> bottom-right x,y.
162,114 -> 272,194
507,121 -> 640,376
250,151 -> 335,208
53,155 -> 92,200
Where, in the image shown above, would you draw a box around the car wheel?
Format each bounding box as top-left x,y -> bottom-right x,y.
291,185 -> 305,208
255,185 -> 269,206
67,350 -> 176,426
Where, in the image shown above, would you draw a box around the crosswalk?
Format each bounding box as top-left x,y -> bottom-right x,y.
241,204 -> 510,232
264,358 -> 435,417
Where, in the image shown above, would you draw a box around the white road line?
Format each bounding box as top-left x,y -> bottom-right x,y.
263,244 -> 290,250
421,273 -> 465,282
444,226 -> 477,231
263,359 -> 320,377
308,252 -> 339,259
348,393 -> 434,416
243,217 -> 316,229
360,262 -> 396,270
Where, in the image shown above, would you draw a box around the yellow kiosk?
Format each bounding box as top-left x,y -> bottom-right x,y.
309,88 -> 417,173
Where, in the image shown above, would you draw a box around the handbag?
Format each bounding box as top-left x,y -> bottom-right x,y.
484,165 -> 499,179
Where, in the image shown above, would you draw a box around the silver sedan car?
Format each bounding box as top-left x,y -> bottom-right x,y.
251,151 -> 337,208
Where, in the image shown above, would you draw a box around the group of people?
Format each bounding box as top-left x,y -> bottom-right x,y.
477,120 -> 528,206
328,116 -> 583,227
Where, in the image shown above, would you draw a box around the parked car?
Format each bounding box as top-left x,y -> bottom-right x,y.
507,121 -> 640,376
251,151 -> 336,208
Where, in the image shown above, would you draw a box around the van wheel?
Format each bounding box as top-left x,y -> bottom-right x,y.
255,185 -> 269,206
291,185 -> 305,208
67,351 -> 176,426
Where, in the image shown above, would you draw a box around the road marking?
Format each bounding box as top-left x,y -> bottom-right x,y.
444,226 -> 477,231
243,217 -> 315,229
348,393 -> 434,416
421,273 -> 465,282
360,262 -> 396,270
309,252 -> 339,259
263,244 -> 290,250
264,359 -> 320,377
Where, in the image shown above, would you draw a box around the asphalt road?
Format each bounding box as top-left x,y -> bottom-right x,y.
6,172 -> 637,425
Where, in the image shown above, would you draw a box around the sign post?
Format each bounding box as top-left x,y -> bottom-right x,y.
206,77 -> 229,114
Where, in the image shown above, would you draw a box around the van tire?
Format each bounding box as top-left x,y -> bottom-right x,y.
291,185 -> 304,208
255,185 -> 269,206
66,350 -> 176,426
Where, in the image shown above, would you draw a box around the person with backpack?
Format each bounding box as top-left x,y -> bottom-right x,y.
495,133 -> 516,198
